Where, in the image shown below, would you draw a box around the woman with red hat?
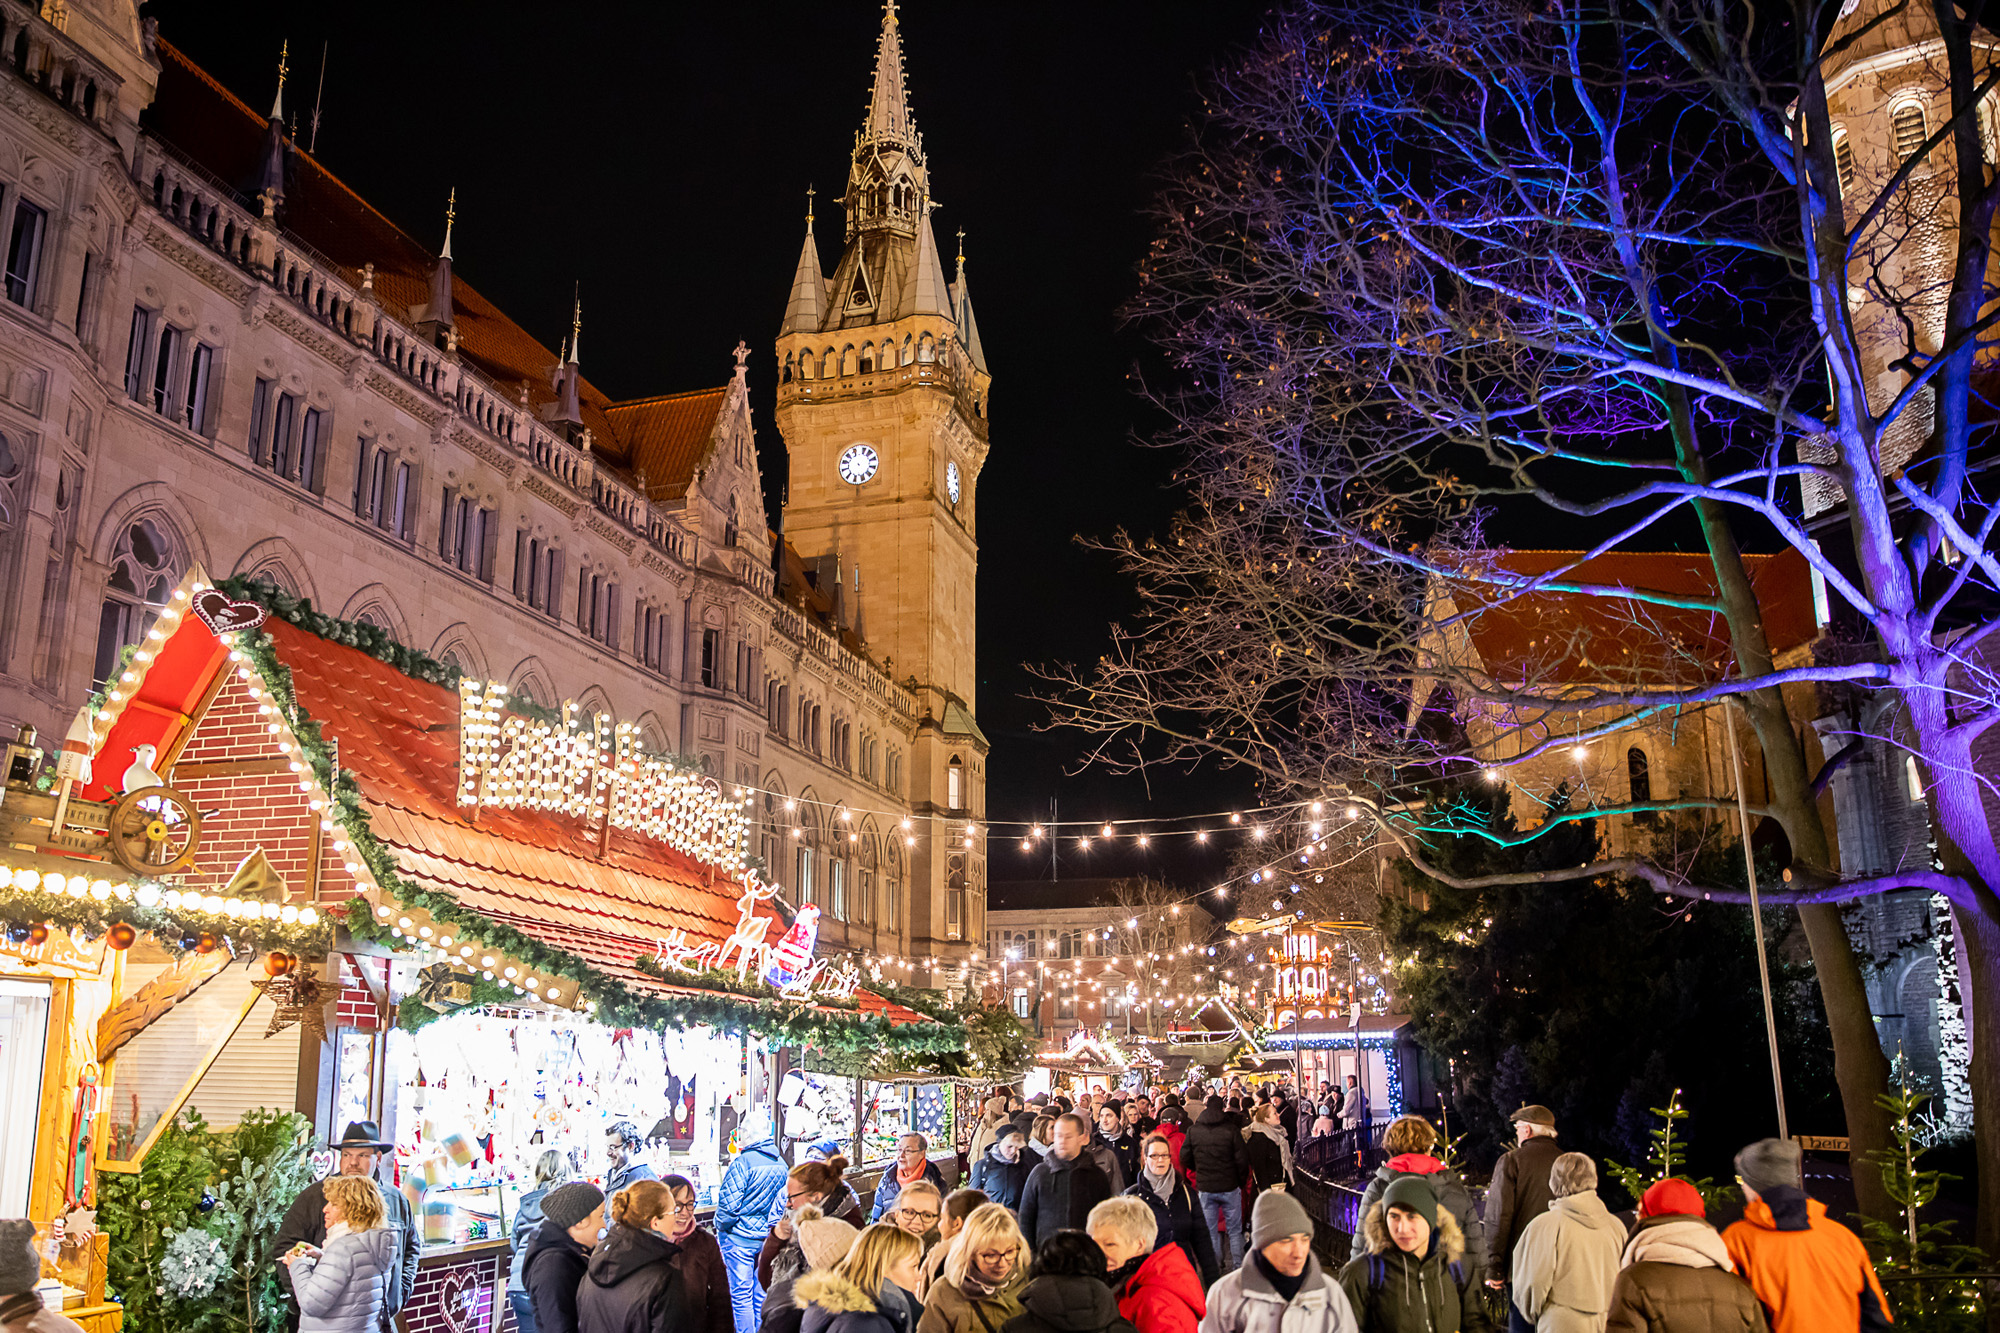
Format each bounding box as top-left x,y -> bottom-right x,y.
1605,1180 -> 1766,1332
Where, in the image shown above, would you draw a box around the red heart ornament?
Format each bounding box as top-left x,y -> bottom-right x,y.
191,589 -> 268,636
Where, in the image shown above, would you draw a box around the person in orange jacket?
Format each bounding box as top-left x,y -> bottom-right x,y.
1720,1139 -> 1891,1333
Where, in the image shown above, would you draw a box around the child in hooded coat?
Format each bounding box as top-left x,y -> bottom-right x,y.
1336,1178 -> 1490,1333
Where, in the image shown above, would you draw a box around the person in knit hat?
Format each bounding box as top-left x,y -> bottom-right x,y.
1721,1140 -> 1888,1333
1200,1191 -> 1360,1333
1604,1180 -> 1765,1333
763,1208 -> 862,1333
0,1220 -> 81,1333
1337,1177 -> 1488,1333
1510,1153 -> 1625,1332
521,1182 -> 606,1333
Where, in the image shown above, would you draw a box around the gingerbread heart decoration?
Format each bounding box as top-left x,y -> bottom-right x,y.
191,589 -> 268,636
434,1266 -> 481,1333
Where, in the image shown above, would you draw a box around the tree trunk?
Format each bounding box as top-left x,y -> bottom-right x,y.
1947,905 -> 2000,1282
1794,902 -> 1895,1222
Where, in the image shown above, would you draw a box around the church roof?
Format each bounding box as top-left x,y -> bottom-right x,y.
145,40 -> 733,503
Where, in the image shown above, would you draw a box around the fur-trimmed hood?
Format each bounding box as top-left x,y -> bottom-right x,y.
796,1271 -> 884,1316
1358,1200 -> 1466,1263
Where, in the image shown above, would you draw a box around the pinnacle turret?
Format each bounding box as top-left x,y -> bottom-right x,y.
843,1 -> 927,241
781,187 -> 828,336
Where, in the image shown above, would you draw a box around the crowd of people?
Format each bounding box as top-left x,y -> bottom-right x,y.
0,1079 -> 1900,1333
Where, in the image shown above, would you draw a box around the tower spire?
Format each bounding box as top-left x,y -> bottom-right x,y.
568,288 -> 582,366
270,39 -> 288,120
422,187 -> 456,345
863,0 -> 915,149
781,187 -> 828,336
440,187 -> 456,261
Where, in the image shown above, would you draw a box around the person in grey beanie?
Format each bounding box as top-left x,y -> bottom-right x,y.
523,1182 -> 608,1333
1198,1191 -> 1359,1333
0,1219 -> 83,1333
1721,1139 -> 1889,1333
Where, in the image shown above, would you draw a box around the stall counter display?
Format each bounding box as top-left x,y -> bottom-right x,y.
860,1081 -> 955,1165
778,1069 -> 856,1159
390,1010 -> 743,1241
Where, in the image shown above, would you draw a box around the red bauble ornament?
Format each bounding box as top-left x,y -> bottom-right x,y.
195,932 -> 219,954
107,922 -> 137,950
264,951 -> 295,977
25,923 -> 48,947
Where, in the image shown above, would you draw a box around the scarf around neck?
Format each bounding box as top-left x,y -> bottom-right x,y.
993,1139 -> 1022,1163
897,1157 -> 929,1186
1142,1167 -> 1179,1203
1248,1120 -> 1294,1179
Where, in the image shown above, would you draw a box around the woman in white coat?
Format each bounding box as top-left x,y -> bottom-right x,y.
283,1176 -> 399,1333
1510,1154 -> 1627,1333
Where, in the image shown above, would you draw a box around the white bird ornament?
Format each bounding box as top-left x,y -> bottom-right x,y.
121,744 -> 164,794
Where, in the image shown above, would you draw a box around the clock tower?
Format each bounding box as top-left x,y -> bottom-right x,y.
774,0 -> 991,973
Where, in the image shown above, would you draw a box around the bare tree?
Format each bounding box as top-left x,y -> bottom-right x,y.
1040,0 -> 2000,1241
1100,875 -> 1220,1038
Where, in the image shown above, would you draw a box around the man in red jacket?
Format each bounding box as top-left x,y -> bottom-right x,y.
1090,1197 -> 1206,1333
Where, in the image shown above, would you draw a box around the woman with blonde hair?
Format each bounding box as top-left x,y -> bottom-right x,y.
798,1224 -> 924,1333
283,1176 -> 396,1333
578,1179 -> 692,1333
917,1204 -> 1028,1333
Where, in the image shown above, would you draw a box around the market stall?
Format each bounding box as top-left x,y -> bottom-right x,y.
71,569 -> 967,1333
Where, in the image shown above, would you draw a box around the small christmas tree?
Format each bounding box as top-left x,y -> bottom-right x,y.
1858,1071 -> 1986,1332
1603,1089 -> 1731,1208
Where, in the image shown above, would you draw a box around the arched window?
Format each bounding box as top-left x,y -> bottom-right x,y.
859,342 -> 875,374
796,350 -> 811,382
1893,101 -> 1928,163
947,755 -> 964,809
840,345 -> 857,377
782,353 -> 795,384
0,431 -> 20,525
917,332 -> 936,363
724,496 -> 739,548
900,335 -> 914,367
1833,132 -> 1855,196
820,348 -> 836,378
95,516 -> 184,685
1628,746 -> 1654,823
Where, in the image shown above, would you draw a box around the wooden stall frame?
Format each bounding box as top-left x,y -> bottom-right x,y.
97,984 -> 262,1174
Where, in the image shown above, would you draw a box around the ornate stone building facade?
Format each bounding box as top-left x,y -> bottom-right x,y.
0,0 -> 987,974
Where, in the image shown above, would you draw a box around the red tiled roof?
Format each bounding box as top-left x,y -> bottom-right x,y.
145,42 -> 727,496
605,389 -> 730,502
1457,548 -> 1817,686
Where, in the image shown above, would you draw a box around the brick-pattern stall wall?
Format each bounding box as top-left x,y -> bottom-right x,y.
403,1249 -> 505,1333
336,953 -> 389,1030
163,669 -> 364,906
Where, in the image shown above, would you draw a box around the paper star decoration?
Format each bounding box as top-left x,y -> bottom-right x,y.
253,969 -> 330,1045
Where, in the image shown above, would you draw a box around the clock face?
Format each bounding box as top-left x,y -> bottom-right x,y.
838,444 -> 879,486
946,460 -> 961,504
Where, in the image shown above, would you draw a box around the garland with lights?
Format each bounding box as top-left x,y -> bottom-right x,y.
192,593 -> 971,1061
0,877 -> 331,957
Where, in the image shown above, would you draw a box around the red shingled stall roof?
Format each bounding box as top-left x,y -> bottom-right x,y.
91,601 -> 926,1025
1454,548 -> 1817,686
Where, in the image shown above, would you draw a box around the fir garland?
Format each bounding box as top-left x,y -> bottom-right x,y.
216,606 -> 971,1061
0,883 -> 332,956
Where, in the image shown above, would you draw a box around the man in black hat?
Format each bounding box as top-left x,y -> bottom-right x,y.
274,1121 -> 420,1331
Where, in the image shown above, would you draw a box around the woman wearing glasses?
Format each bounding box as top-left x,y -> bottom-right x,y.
763,1158 -> 864,1289
916,1204 -> 1029,1333
663,1174 -> 735,1333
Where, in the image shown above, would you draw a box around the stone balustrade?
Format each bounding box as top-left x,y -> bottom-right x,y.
0,0 -> 123,139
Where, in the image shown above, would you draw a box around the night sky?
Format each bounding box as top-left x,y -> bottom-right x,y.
144,0 -> 1274,893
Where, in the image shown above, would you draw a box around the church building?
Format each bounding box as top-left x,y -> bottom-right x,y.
0,0 -> 987,979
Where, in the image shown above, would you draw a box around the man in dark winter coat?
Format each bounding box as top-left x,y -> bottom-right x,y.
971,1128 -> 1036,1210
1349,1117 -> 1487,1291
1185,1095 -> 1248,1271
273,1122 -> 420,1331
1482,1106 -> 1563,1330
1018,1113 -> 1114,1250
521,1182 -> 606,1333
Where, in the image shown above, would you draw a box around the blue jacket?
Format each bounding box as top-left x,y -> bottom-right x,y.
970,1144 -> 1034,1211
718,1136 -> 788,1242
869,1160 -> 945,1222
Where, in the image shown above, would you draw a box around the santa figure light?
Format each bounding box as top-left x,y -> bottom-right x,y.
764,905 -> 821,989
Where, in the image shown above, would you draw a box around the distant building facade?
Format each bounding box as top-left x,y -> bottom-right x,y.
0,2 -> 987,974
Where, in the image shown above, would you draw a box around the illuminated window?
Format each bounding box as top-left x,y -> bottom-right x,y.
1907,756 -> 1925,802
1893,102 -> 1927,162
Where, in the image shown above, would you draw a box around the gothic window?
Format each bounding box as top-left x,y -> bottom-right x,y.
0,431 -> 18,525
947,755 -> 964,809
900,335 -> 914,367
1628,747 -> 1654,823
782,353 -> 795,384
1893,101 -> 1927,163
917,333 -> 935,363
94,516 -> 183,686
821,347 -> 836,377
840,345 -> 857,377
859,342 -> 874,374
1833,133 -> 1855,196
724,495 -> 739,548
5,198 -> 45,307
